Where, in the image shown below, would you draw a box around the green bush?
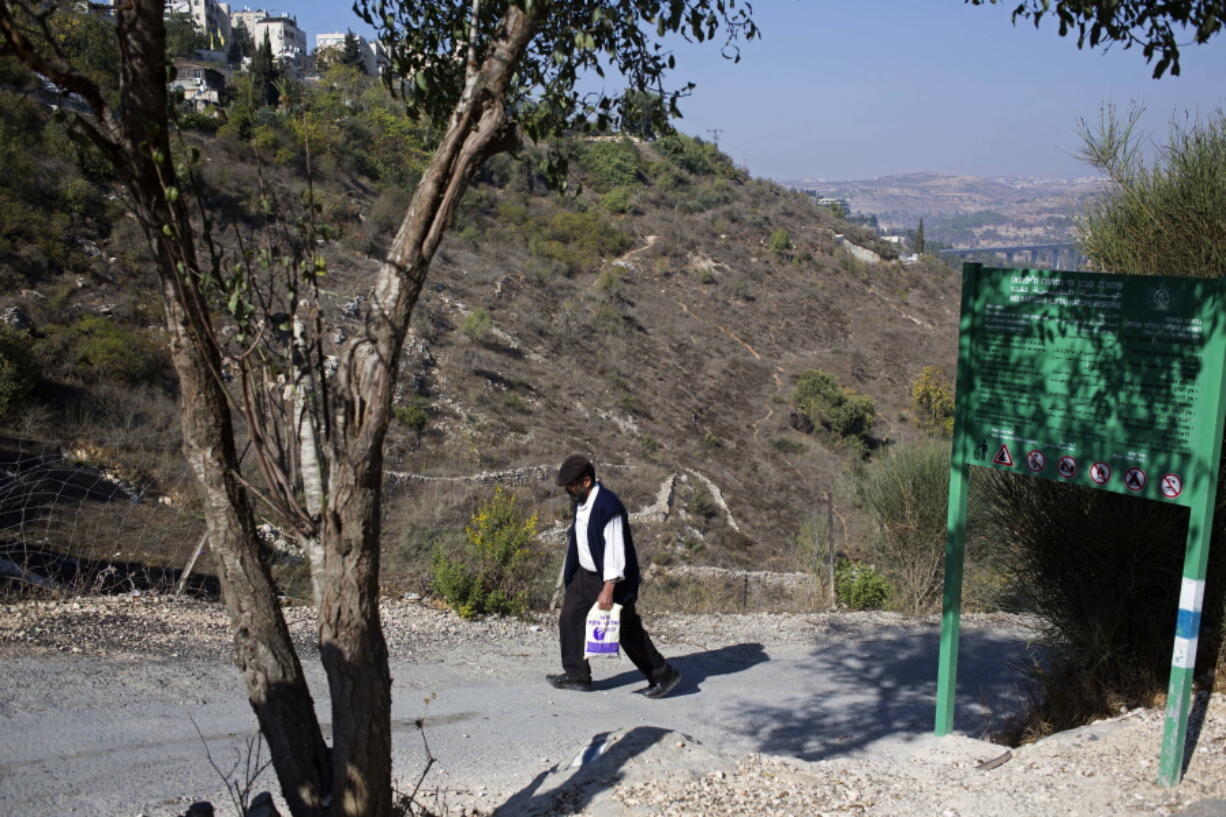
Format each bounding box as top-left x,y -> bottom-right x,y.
1079,106 -> 1226,278
769,436 -> 806,454
0,324 -> 39,416
653,133 -> 737,178
430,486 -> 542,619
675,180 -> 734,214
38,315 -> 166,385
600,186 -> 637,214
911,366 -> 955,436
461,307 -> 492,342
835,560 -> 890,610
856,439 -> 954,615
393,398 -> 429,431
767,229 -> 792,254
792,369 -> 875,448
528,211 -> 631,276
581,139 -> 645,190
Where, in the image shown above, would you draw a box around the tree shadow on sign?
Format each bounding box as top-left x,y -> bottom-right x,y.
731,626 -> 1041,762
492,725 -> 672,817
591,642 -> 768,695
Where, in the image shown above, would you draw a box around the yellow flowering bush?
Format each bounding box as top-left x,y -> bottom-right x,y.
431,486 -> 541,619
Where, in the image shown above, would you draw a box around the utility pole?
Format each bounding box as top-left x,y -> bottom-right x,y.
706,128 -> 723,146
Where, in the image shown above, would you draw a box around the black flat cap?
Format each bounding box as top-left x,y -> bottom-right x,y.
556,454 -> 595,486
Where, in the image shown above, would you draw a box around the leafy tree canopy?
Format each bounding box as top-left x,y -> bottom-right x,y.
968,0 -> 1226,77
356,0 -> 757,143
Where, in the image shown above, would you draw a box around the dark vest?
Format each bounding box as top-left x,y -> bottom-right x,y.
563,483 -> 641,604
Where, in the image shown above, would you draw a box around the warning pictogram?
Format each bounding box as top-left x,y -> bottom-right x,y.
992,444 -> 1014,467
1161,473 -> 1183,499
1026,449 -> 1046,473
1057,456 -> 1078,478
1124,466 -> 1147,492
1090,462 -> 1111,485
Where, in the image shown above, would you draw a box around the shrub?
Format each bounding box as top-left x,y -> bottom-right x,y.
38,316 -> 166,385
792,369 -> 875,447
0,324 -> 39,416
769,436 -> 806,454
653,133 -> 737,178
1079,106 -> 1226,278
688,489 -> 717,520
461,307 -> 492,342
393,398 -> 429,431
581,139 -> 644,190
600,186 -> 637,214
911,365 -> 955,436
430,486 -> 541,619
767,229 -> 793,254
835,560 -> 890,610
528,211 -> 632,276
675,180 -> 733,214
984,469 -> 1219,739
856,439 -> 954,615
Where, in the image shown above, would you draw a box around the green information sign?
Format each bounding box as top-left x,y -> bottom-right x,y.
936,263 -> 1226,786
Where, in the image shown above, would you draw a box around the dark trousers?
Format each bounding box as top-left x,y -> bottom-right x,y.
559,569 -> 669,684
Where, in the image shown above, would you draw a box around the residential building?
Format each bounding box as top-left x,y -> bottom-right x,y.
315,31 -> 385,75
229,7 -> 267,34
167,0 -> 232,50
253,14 -> 307,60
170,58 -> 226,109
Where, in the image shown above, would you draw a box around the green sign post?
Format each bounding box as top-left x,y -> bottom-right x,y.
936,263 -> 1226,786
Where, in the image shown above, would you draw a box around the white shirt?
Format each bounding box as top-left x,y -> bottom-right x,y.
574,483 -> 626,583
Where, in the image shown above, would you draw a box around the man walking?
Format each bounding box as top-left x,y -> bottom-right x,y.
547,455 -> 681,698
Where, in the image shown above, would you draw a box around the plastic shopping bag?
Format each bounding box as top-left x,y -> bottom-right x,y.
584,602 -> 622,659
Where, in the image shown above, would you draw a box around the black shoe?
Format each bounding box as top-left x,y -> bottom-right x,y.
546,673 -> 592,692
643,667 -> 681,699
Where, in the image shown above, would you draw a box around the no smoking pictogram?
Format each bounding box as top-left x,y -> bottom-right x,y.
1124,466 -> 1147,492
1057,456 -> 1077,478
1161,473 -> 1183,499
1090,461 -> 1112,485
1026,449 -> 1046,473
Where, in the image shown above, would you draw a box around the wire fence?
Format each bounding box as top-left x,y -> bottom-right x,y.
0,434 -> 214,598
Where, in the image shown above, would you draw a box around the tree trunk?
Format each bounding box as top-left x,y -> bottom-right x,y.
113,3 -> 335,812
314,10 -> 538,816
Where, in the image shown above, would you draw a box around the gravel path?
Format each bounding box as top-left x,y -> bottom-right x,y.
0,596 -> 1222,817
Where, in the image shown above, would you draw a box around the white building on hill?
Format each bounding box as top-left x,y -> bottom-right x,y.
315,31 -> 385,75
168,0 -> 232,50
229,8 -> 307,60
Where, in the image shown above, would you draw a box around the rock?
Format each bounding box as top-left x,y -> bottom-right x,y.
184,803 -> 214,817
1,306 -> 33,332
245,792 -> 280,817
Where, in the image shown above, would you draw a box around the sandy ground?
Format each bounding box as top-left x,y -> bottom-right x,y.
0,595 -> 1222,817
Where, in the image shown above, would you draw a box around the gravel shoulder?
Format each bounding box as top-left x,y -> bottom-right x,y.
1,596 -> 1222,817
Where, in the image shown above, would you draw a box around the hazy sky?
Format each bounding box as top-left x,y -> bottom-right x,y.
289,1 -> 1226,181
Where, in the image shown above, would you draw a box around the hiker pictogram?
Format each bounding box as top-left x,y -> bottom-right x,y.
992,444 -> 1014,467
1026,449 -> 1046,472
1090,461 -> 1111,485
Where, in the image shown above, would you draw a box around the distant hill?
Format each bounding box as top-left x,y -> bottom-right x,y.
783,172 -> 1107,248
